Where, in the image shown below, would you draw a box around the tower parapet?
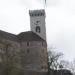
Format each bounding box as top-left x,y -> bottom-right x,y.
29,9 -> 45,17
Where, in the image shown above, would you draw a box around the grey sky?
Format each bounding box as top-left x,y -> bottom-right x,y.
0,0 -> 75,61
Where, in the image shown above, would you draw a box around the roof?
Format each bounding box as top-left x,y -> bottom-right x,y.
0,30 -> 17,41
0,30 -> 45,42
17,31 -> 45,42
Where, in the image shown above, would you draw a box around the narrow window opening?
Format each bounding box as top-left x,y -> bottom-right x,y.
27,42 -> 29,46
32,14 -> 34,16
36,26 -> 41,33
35,14 -> 36,16
38,14 -> 39,16
41,66 -> 43,69
42,42 -> 43,46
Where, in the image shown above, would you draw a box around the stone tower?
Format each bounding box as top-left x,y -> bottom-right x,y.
29,9 -> 46,40
0,9 -> 48,75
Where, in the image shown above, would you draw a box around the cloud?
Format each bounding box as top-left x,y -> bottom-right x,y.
47,0 -> 60,6
45,0 -> 75,61
0,0 -> 30,34
20,0 -> 44,9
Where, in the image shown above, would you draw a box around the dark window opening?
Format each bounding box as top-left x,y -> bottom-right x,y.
35,14 -> 37,16
38,14 -> 39,16
32,14 -> 34,16
41,66 -> 43,69
27,42 -> 29,46
36,21 -> 40,23
36,26 -> 41,33
42,42 -> 43,46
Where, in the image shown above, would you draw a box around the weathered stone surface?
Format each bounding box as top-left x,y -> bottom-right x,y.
0,30 -> 48,75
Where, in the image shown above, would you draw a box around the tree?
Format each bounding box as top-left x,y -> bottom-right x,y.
48,47 -> 63,70
47,47 -> 74,75
59,60 -> 75,74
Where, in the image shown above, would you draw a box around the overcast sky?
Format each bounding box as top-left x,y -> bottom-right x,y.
0,0 -> 75,61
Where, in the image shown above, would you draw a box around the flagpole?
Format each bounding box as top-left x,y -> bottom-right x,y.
44,0 -> 47,9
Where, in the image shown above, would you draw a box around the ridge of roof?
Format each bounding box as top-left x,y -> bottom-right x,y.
17,31 -> 45,42
0,30 -> 17,41
0,30 -> 45,42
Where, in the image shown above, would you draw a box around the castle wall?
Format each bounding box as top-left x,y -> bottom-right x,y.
18,69 -> 48,75
20,41 -> 48,72
0,38 -> 21,75
0,35 -> 48,75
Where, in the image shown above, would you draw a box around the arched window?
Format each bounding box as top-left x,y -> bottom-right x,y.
35,26 -> 41,33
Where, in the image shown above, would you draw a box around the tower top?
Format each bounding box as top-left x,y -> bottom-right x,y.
29,9 -> 45,17
29,9 -> 46,41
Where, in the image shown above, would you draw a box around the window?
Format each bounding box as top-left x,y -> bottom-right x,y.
31,14 -> 34,17
27,42 -> 29,46
41,66 -> 43,69
36,26 -> 41,33
36,21 -> 40,24
35,14 -> 37,16
38,14 -> 39,16
42,42 -> 43,46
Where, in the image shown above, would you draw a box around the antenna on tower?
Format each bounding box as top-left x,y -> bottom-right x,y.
44,0 -> 47,8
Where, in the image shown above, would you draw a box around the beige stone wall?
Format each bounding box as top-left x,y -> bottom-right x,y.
0,37 -> 48,73
18,69 -> 48,75
0,38 -> 21,68
0,38 -> 22,75
20,41 -> 48,72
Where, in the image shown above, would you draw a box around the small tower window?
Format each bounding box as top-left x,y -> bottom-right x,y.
27,42 -> 29,46
36,21 -> 40,24
38,14 -> 39,16
41,66 -> 43,69
32,14 -> 33,16
36,26 -> 41,33
35,14 -> 37,16
42,42 -> 43,46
